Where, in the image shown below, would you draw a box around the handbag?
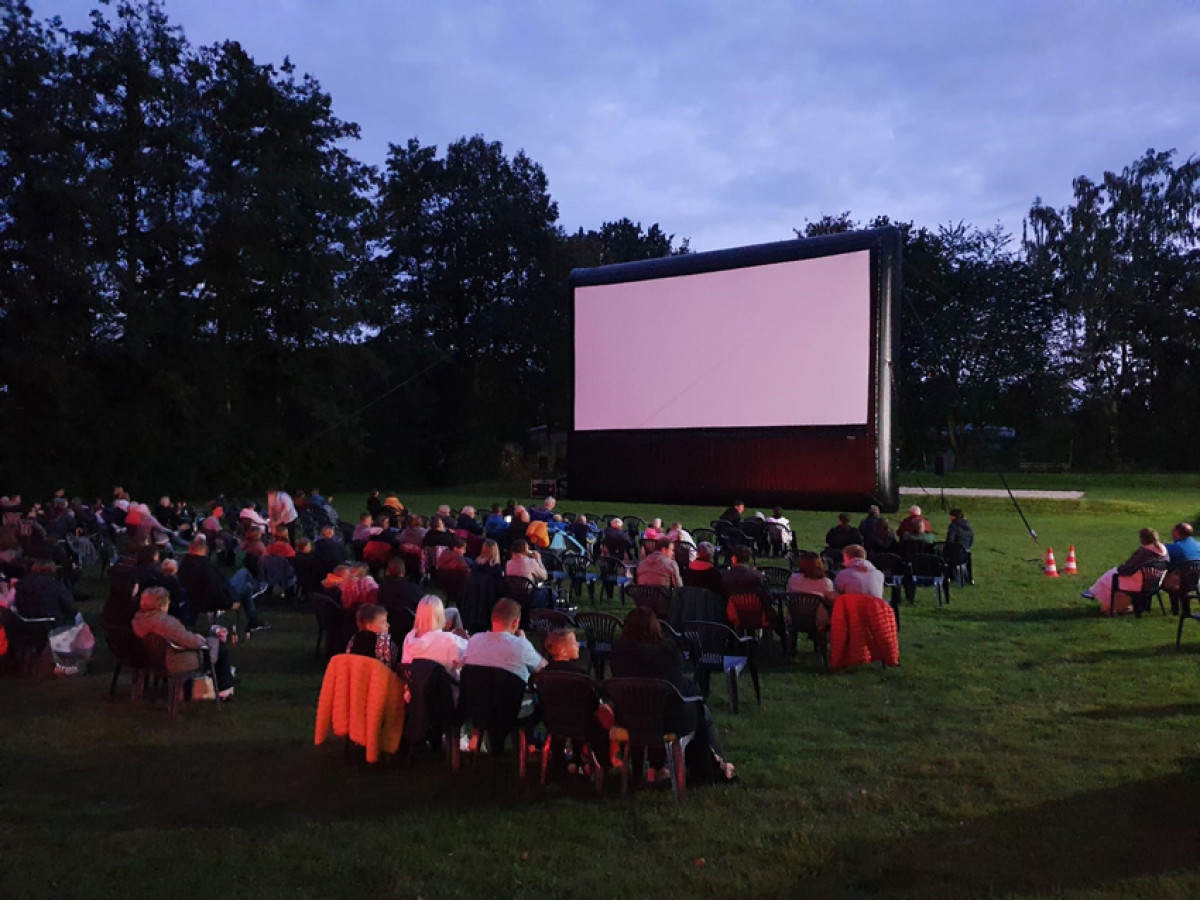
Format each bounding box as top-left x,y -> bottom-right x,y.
191,675 -> 216,701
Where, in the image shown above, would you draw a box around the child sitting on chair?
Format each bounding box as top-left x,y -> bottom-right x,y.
345,603 -> 395,668
543,628 -> 616,773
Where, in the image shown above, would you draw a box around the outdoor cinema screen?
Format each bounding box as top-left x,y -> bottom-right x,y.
568,226 -> 900,511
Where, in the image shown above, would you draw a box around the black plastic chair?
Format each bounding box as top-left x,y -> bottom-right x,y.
430,565 -> 469,608
785,592 -> 830,666
603,676 -> 700,802
139,632 -> 213,719
107,626 -> 149,698
455,664 -> 532,774
529,669 -> 605,792
628,584 -> 673,620
575,611 -> 623,679
403,659 -> 457,762
309,592 -> 352,658
562,551 -> 597,606
691,528 -> 717,547
0,607 -> 54,673
1173,561 -> 1200,650
596,556 -> 632,605
682,620 -> 760,713
621,516 -> 646,541
909,553 -> 949,606
1110,559 -> 1169,618
528,608 -> 576,635
933,541 -> 970,587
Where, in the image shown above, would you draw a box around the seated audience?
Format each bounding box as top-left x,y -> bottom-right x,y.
463,598 -> 546,682
864,517 -> 899,554
946,507 -> 975,582
290,537 -> 325,596
834,545 -> 885,599
718,502 -> 745,525
14,559 -> 77,625
858,505 -> 882,542
505,539 -> 547,583
401,595 -> 468,672
456,505 -> 483,536
352,513 -> 380,543
610,607 -> 735,782
484,504 -> 509,541
636,537 -> 682,588
345,603 -> 397,668
314,525 -> 350,577
764,507 -> 793,555
529,496 -> 557,523
788,550 -> 836,629
266,529 -> 296,558
339,563 -> 379,611
825,513 -> 863,551
377,557 -> 424,613
1081,527 -> 1169,614
897,506 -> 933,541
601,518 -> 634,561
542,627 -> 615,773
132,586 -> 235,699
1163,522 -> 1200,614
422,516 -> 457,549
682,542 -> 724,594
435,538 -> 470,575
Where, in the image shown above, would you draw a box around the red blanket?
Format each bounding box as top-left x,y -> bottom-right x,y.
829,593 -> 899,669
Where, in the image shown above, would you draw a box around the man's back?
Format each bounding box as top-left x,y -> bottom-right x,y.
722,564 -> 767,600
835,559 -> 885,599
636,552 -> 681,588
463,631 -> 544,682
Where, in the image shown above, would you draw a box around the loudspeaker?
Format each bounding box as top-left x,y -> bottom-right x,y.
934,454 -> 947,477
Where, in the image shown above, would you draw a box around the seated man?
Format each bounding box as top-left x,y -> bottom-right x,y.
377,557 -> 424,613
600,518 -> 634,562
463,598 -> 546,683
290,537 -> 326,596
825,513 -> 863,551
721,544 -> 778,635
834,544 -> 885,599
435,538 -> 471,575
313,525 -> 350,578
529,496 -> 557,523
946,507 -> 975,583
718,502 -> 745,525
422,516 -> 457,549
897,506 -> 932,541
636,537 -> 682,589
455,506 -> 483,536
1163,522 -> 1200,614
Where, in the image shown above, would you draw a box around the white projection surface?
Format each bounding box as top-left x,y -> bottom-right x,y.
574,250 -> 872,431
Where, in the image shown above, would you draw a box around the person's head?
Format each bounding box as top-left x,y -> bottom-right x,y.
731,545 -> 754,566
868,504 -> 881,517
609,517 -> 623,530
385,556 -> 405,579
838,512 -> 851,525
450,537 -> 466,555
797,550 -> 826,580
267,489 -> 278,500
437,504 -> 452,518
696,542 -> 715,562
350,562 -> 370,579
210,505 -> 224,519
430,516 -> 446,532
842,544 -> 867,565
188,535 -> 209,556
640,538 -> 658,557
491,503 -> 503,515
160,558 -> 178,576
874,517 -> 893,537
140,585 -> 170,613
510,539 -> 530,557
949,507 -> 964,520
908,505 -> 922,518
733,502 -> 745,513
1139,527 -> 1161,547
356,603 -> 388,634
575,514 -> 588,525
490,598 -> 522,634
622,606 -> 663,644
478,539 -> 500,566
461,505 -> 475,519
412,595 -> 445,636
772,506 -> 784,519
245,527 -> 263,542
657,537 -> 673,555
320,526 -> 336,539
544,496 -> 556,511
296,537 -> 313,553
649,517 -> 662,530
1173,522 -> 1194,541
543,628 -> 580,661
359,512 -> 372,524
272,528 -> 290,544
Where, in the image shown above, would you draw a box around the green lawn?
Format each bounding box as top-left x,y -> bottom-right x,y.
3,475 -> 1200,899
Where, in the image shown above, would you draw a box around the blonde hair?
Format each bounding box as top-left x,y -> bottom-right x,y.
477,539 -> 500,566
413,595 -> 446,637
140,586 -> 170,612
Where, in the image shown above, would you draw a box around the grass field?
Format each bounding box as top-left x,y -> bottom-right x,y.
4,474 -> 1200,900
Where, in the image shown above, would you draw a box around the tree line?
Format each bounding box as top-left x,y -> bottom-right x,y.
2,1 -> 1197,500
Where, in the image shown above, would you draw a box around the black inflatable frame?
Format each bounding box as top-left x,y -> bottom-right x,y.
568,226 -> 901,512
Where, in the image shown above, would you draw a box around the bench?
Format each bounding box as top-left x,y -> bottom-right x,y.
1018,462 -> 1071,473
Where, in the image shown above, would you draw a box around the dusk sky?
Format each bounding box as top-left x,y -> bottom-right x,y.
33,0 -> 1200,252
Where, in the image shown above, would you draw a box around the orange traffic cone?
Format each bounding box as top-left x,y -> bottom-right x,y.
1044,547 -> 1059,577
1063,546 -> 1078,575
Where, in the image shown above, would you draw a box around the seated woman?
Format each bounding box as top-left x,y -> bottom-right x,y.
346,603 -> 397,668
1082,527 -> 1169,614
609,607 -> 735,783
787,550 -> 836,629
400,595 -> 468,674
682,542 -> 723,594
864,518 -> 899,554
132,585 -> 236,699
339,563 -> 379,611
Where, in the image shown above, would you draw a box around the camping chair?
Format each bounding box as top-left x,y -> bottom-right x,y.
1110,559 -> 1169,618
785,592 -> 830,667
455,664 -> 533,774
682,620 -> 760,714
603,676 -> 700,802
621,516 -> 646,541
501,575 -> 540,628
529,669 -> 605,792
575,611 -> 623,680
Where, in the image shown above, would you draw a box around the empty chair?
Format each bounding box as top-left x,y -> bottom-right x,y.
561,551 -> 597,606
628,584 -> 672,620
908,553 -> 949,606
528,608 -> 576,635
682,620 -> 760,714
107,626 -> 150,698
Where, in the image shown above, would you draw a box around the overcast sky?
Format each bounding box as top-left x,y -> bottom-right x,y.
33,0 -> 1200,252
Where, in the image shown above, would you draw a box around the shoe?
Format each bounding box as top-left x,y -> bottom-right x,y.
218,687 -> 235,700
249,623 -> 271,632
53,664 -> 79,677
1079,590 -> 1095,600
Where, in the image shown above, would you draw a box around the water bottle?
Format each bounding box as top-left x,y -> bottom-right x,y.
230,624 -> 239,645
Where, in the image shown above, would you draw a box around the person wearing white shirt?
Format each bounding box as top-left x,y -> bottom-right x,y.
504,539 -> 547,583
463,598 -> 546,682
401,595 -> 468,673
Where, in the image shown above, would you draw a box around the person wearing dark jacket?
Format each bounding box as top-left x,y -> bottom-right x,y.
609,607 -> 734,782
825,513 -> 863,551
178,537 -> 234,617
718,503 -> 745,525
946,508 -> 975,583
14,559 -> 77,625
313,526 -> 350,577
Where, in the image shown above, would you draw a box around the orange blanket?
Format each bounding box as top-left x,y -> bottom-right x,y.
829,593 -> 899,669
314,653 -> 406,762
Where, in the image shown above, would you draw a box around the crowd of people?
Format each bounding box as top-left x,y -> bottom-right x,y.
2,485 -> 979,785
1081,522 -> 1200,615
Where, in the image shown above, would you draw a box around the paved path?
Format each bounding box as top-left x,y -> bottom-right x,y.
900,486 -> 1086,500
